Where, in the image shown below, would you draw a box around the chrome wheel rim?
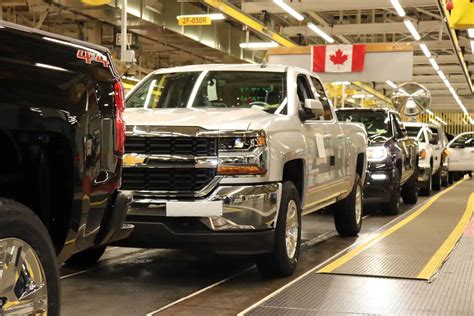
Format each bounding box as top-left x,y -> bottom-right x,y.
0,238 -> 48,315
355,185 -> 362,225
285,200 -> 299,259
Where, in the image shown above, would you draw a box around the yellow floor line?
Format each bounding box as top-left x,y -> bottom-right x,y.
318,179 -> 467,273
417,192 -> 474,279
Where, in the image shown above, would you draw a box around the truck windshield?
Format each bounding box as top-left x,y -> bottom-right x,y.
126,71 -> 286,114
337,111 -> 391,138
405,126 -> 423,139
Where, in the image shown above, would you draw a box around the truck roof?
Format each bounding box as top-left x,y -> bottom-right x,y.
154,63 -> 305,74
0,20 -> 110,54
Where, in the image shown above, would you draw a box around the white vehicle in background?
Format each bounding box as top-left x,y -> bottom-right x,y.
447,132 -> 474,180
119,63 -> 368,277
404,122 -> 444,195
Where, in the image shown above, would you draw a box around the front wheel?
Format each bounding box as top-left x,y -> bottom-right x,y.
256,181 -> 301,278
0,198 -> 60,316
382,169 -> 401,215
64,246 -> 107,267
402,166 -> 418,204
333,175 -> 363,236
419,166 -> 432,196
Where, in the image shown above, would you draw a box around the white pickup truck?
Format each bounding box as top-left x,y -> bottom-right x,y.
119,64 -> 367,277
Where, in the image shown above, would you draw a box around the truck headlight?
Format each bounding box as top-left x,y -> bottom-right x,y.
217,131 -> 267,175
367,146 -> 389,162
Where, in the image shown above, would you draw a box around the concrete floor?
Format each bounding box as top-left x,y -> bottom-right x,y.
59,196 -> 434,315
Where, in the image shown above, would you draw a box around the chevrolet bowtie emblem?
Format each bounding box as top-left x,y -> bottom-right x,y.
123,154 -> 146,167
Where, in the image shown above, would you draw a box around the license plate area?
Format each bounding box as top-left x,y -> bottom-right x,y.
165,201 -> 223,217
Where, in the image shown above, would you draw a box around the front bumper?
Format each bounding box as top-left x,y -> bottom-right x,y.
116,183 -> 281,254
363,169 -> 396,204
418,164 -> 431,182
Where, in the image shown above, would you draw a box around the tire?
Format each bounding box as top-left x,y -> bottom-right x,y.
441,170 -> 449,187
256,181 -> 301,278
448,172 -> 455,184
65,245 -> 107,267
432,166 -> 442,191
419,166 -> 432,196
402,166 -> 418,204
0,198 -> 60,316
453,171 -> 461,182
381,169 -> 401,215
333,174 -> 363,236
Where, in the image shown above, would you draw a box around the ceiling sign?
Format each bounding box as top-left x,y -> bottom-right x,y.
80,0 -> 112,6
178,16 -> 212,26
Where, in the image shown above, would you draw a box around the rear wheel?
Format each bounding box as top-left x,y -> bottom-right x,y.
432,166 -> 442,191
402,166 -> 418,204
256,181 -> 301,278
0,198 -> 60,316
419,166 -> 432,196
382,169 -> 401,215
333,175 -> 363,236
64,246 -> 107,267
448,171 -> 455,184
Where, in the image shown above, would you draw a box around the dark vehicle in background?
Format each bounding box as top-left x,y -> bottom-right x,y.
0,22 -> 131,315
336,108 -> 418,215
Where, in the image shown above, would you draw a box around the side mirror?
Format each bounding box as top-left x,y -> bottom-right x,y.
304,99 -> 324,117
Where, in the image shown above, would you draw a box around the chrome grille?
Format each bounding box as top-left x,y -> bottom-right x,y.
125,136 -> 217,156
121,167 -> 216,192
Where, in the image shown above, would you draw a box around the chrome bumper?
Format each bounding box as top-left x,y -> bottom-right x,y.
418,166 -> 431,182
124,183 -> 282,231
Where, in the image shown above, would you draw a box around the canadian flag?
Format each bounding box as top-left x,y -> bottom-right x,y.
312,44 -> 366,73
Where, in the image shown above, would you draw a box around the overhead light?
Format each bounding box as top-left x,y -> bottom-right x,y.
332,81 -> 351,85
273,0 -> 304,21
437,70 -> 446,81
390,0 -> 406,17
351,94 -> 367,99
428,58 -> 439,71
419,43 -> 431,58
239,41 -> 279,49
469,117 -> 474,125
435,116 -> 448,126
404,19 -> 421,40
385,80 -> 397,89
176,13 -> 226,20
308,23 -> 335,43
429,118 -> 441,126
468,29 -> 474,38
443,79 -> 451,88
426,109 -> 434,115
471,40 -> 474,52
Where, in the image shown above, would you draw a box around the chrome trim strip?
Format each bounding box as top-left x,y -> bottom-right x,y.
123,154 -> 218,169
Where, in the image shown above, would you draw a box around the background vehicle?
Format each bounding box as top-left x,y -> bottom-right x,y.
120,64 -> 367,277
447,132 -> 474,180
404,122 -> 444,195
337,108 -> 419,215
0,22 -> 131,314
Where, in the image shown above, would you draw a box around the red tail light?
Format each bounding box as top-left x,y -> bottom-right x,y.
114,81 -> 126,155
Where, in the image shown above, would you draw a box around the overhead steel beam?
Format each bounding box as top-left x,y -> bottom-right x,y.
242,0 -> 436,14
203,0 -> 297,47
282,21 -> 441,37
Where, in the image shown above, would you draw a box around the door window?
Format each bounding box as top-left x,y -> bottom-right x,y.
310,77 -> 333,120
297,75 -> 318,120
391,114 -> 405,138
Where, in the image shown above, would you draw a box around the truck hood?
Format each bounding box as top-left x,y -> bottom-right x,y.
124,108 -> 273,131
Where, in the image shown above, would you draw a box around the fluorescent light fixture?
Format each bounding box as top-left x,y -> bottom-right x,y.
273,0 -> 304,21
468,29 -> 474,38
426,109 -> 434,115
385,80 -> 397,89
176,13 -> 226,20
390,0 -> 406,17
239,41 -> 279,49
371,174 -> 387,180
332,81 -> 351,85
351,94 -> 367,99
308,23 -> 335,43
429,118 -> 440,126
428,57 -> 439,71
443,79 -> 451,88
435,116 -> 448,126
404,19 -> 421,40
471,40 -> 474,52
469,117 -> 474,125
419,43 -> 431,58
122,76 -> 140,82
437,70 -> 446,81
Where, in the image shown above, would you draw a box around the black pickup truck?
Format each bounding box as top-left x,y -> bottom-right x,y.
0,21 -> 131,315
336,108 -> 418,215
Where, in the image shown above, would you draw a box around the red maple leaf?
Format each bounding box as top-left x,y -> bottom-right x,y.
329,49 -> 348,65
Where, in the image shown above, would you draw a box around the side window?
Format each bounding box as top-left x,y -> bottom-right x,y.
418,130 -> 426,143
297,75 -> 318,120
310,77 -> 333,120
391,114 -> 405,138
429,127 -> 440,143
